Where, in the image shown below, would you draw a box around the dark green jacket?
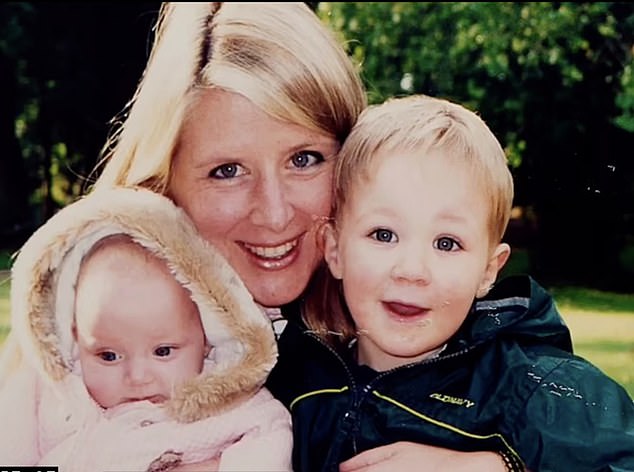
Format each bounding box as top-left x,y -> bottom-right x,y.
267,275 -> 634,472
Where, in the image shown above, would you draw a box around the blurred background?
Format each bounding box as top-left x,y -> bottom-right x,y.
0,2 -> 633,393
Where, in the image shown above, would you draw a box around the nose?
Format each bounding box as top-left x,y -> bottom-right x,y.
250,172 -> 294,232
390,243 -> 431,284
125,358 -> 153,386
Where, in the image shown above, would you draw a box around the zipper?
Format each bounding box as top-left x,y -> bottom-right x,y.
303,331 -> 479,456
368,342 -> 477,387
304,331 -> 362,455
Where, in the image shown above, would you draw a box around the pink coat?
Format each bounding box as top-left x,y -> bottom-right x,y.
0,188 -> 292,471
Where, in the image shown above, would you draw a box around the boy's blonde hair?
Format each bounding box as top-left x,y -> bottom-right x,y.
94,2 -> 366,193
304,94 -> 514,346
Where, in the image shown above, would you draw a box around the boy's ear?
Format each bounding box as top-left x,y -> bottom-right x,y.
476,243 -> 511,298
323,223 -> 343,280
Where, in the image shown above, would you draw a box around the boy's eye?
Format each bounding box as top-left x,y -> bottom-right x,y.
208,163 -> 245,179
371,229 -> 397,243
291,151 -> 324,169
154,346 -> 172,357
98,351 -> 119,362
435,237 -> 461,251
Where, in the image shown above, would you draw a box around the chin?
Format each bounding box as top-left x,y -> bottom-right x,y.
248,265 -> 315,308
253,280 -> 304,307
256,289 -> 300,308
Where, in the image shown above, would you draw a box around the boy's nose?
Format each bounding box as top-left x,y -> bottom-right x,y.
391,247 -> 431,284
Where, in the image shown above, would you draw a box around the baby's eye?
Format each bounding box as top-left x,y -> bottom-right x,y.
290,151 -> 324,169
154,346 -> 173,357
208,163 -> 246,179
98,351 -> 119,362
371,229 -> 397,243
435,237 -> 461,251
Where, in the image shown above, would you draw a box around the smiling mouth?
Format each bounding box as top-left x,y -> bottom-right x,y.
383,301 -> 428,317
242,238 -> 299,260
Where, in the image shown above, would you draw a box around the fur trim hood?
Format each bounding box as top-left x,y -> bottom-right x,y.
10,187 -> 277,422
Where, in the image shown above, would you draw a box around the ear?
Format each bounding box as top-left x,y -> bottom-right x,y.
323,222 -> 343,280
476,243 -> 511,298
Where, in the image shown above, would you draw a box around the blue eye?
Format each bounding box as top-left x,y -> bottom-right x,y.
435,237 -> 461,251
154,346 -> 172,357
291,151 -> 324,169
371,229 -> 397,243
208,163 -> 245,179
99,351 -> 119,362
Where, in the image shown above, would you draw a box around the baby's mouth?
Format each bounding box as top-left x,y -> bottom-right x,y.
129,395 -> 166,404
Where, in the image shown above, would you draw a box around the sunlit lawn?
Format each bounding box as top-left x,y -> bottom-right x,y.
0,272 -> 632,397
550,286 -> 634,397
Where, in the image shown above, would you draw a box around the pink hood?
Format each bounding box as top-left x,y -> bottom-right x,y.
8,187 -> 277,423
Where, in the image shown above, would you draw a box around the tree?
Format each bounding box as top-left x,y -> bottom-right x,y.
1,2 -> 160,241
0,3 -> 35,247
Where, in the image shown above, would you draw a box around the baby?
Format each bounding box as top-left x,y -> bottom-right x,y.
1,187 -> 292,471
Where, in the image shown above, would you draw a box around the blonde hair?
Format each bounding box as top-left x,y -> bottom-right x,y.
305,94 -> 514,346
93,2 -> 366,193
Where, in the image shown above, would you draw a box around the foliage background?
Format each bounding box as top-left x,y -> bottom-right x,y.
1,2 -> 634,293
0,2 -> 159,246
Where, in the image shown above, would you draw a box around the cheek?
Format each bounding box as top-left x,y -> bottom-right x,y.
169,158 -> 244,242
348,245 -> 391,281
307,173 -> 333,216
286,171 -> 333,222
80,361 -> 114,403
170,360 -> 202,384
175,187 -> 251,244
341,246 -> 384,297
433,263 -> 483,308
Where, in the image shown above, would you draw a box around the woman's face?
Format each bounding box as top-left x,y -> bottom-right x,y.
170,89 -> 339,307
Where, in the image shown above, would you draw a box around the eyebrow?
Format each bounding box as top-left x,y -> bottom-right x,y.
434,210 -> 470,223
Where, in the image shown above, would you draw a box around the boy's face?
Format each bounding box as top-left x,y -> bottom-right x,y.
324,150 -> 509,371
74,245 -> 208,409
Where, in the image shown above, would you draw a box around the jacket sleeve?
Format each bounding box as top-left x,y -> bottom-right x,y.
0,334 -> 94,465
509,355 -> 634,471
0,359 -> 41,463
218,390 -> 293,471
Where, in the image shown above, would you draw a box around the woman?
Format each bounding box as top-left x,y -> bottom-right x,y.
2,3 -> 510,470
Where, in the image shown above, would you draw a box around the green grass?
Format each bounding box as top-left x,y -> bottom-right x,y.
549,286 -> 634,395
557,309 -> 634,396
574,340 -> 633,393
499,250 -> 634,395
550,286 -> 634,314
0,272 -> 632,398
0,272 -> 10,342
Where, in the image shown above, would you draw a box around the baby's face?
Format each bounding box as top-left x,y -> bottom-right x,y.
74,242 -> 208,409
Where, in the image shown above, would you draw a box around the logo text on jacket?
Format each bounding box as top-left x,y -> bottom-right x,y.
429,393 -> 475,408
